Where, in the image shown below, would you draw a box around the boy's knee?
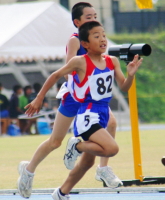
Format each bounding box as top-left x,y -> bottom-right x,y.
107,117 -> 117,138
48,138 -> 62,150
111,143 -> 119,156
104,143 -> 119,157
108,116 -> 117,129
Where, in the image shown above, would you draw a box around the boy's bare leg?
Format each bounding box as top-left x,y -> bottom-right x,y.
26,111 -> 74,173
75,128 -> 118,157
64,122 -> 122,188
96,110 -> 122,187
99,110 -> 117,167
61,152 -> 95,194
64,128 -> 118,171
17,111 -> 74,198
107,110 -> 117,139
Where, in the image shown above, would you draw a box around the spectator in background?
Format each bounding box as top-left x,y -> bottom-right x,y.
19,85 -> 32,112
37,100 -> 54,135
29,82 -> 47,106
0,83 -> 9,134
9,85 -> 23,125
0,82 -> 9,118
29,83 -> 42,103
28,83 -> 46,135
19,85 -> 33,135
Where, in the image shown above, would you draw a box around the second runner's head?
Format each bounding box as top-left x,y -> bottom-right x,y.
72,2 -> 97,28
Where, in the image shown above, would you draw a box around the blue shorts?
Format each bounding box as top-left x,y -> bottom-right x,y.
58,93 -> 81,117
74,102 -> 110,139
0,110 -> 9,118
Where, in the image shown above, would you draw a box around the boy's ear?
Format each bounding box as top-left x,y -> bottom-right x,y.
73,19 -> 81,27
81,41 -> 89,50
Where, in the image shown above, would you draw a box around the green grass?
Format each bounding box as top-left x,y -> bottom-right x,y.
0,129 -> 165,189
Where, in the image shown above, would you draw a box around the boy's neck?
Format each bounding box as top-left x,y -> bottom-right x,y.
87,53 -> 103,61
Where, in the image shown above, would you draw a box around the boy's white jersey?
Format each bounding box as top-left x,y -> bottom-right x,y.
67,54 -> 115,104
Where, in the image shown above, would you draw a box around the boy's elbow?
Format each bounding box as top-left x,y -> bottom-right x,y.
119,85 -> 126,92
52,72 -> 62,82
121,88 -> 128,93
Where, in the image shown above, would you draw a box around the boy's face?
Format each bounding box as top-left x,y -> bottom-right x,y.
26,88 -> 32,96
17,88 -> 23,95
75,7 -> 97,28
82,26 -> 107,54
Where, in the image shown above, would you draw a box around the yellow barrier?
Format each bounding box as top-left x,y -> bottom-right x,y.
128,77 -> 143,181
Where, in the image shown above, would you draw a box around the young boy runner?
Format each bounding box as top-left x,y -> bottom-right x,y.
24,21 -> 143,200
17,3 -> 122,199
59,2 -> 121,185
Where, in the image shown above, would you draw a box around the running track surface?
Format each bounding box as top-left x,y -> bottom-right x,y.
1,193 -> 165,200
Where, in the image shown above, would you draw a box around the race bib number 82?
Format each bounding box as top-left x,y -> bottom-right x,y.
88,71 -> 114,101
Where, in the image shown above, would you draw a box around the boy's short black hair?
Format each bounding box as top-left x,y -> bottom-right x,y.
33,83 -> 41,93
13,85 -> 22,93
23,85 -> 32,94
79,21 -> 102,42
72,2 -> 93,27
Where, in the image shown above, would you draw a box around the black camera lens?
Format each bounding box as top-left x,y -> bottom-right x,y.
108,43 -> 152,63
129,44 -> 151,56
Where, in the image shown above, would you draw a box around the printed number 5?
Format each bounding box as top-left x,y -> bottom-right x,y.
84,115 -> 90,127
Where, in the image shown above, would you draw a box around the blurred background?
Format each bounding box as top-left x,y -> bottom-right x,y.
0,0 -> 165,135
1,0 -> 165,191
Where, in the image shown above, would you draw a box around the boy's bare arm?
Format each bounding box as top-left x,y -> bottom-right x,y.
66,37 -> 80,63
25,56 -> 83,116
64,37 -> 80,80
111,55 -> 143,92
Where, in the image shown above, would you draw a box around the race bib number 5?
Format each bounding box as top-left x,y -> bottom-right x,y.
76,109 -> 99,135
88,71 -> 114,101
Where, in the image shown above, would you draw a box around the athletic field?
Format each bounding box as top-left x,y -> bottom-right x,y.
1,129 -> 165,189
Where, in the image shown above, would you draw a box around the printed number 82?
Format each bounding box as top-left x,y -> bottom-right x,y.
97,75 -> 112,95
